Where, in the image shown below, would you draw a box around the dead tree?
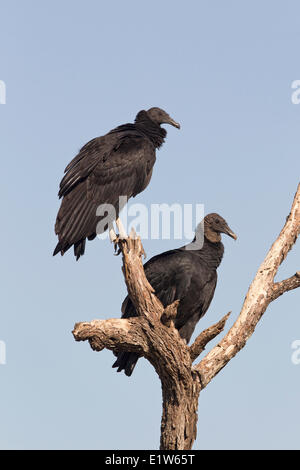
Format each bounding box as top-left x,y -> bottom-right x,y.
73,184 -> 300,450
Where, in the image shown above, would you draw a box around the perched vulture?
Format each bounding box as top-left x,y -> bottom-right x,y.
113,213 -> 237,376
53,107 -> 180,260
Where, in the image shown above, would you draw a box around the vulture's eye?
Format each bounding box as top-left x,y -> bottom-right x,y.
215,219 -> 220,224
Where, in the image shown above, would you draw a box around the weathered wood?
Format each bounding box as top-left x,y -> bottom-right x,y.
161,300 -> 180,327
195,183 -> 300,388
189,312 -> 231,362
271,271 -> 300,301
119,229 -> 164,322
73,318 -> 150,355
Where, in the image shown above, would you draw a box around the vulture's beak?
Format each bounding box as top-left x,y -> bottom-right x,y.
168,118 -> 181,129
225,226 -> 237,240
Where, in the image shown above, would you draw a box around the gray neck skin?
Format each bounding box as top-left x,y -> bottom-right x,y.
135,111 -> 167,148
184,232 -> 224,270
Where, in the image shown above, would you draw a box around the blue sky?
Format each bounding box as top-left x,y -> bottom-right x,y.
0,0 -> 299,449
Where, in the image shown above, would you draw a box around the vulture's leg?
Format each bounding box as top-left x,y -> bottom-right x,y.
109,219 -> 127,256
116,217 -> 127,239
109,224 -> 117,243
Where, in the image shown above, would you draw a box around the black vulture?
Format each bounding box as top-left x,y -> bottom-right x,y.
53,107 -> 180,260
112,213 -> 237,376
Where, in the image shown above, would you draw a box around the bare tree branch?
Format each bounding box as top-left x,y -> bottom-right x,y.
195,183 -> 300,388
118,230 -> 164,322
161,300 -> 180,327
271,271 -> 300,301
73,317 -> 150,355
189,312 -> 231,362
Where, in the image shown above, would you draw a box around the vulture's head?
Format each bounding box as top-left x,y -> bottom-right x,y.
203,213 -> 237,243
136,107 -> 180,129
147,107 -> 180,129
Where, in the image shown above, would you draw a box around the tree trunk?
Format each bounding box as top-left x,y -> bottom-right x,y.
160,373 -> 200,450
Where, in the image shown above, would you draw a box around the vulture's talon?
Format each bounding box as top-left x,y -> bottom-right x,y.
113,235 -> 127,255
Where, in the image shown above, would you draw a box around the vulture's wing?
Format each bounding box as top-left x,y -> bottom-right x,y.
55,131 -> 155,256
176,273 -> 217,343
121,250 -> 193,318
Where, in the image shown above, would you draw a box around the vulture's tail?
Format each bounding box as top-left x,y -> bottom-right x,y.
53,241 -> 71,257
53,238 -> 86,261
112,351 -> 139,376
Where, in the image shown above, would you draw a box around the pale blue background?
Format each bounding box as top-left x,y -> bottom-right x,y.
0,0 -> 299,450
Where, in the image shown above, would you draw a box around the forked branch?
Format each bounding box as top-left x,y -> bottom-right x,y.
195,183 -> 300,388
